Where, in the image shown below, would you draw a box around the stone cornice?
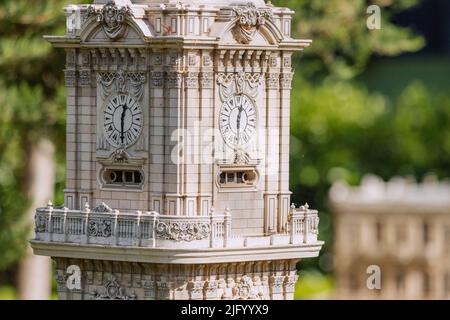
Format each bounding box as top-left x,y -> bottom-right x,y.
30,240 -> 323,264
45,35 -> 311,51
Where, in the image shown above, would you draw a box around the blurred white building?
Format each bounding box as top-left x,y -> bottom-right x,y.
330,175 -> 450,299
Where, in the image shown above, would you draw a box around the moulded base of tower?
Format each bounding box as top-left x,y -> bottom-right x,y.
50,257 -> 304,300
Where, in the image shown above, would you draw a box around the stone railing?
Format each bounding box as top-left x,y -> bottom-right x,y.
288,203 -> 320,244
34,202 -> 320,249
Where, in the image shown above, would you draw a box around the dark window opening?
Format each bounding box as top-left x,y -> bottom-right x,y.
104,169 -> 143,187
218,170 -> 257,187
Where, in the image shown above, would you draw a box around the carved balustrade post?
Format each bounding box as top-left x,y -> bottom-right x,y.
151,212 -> 158,248
209,207 -> 216,248
83,202 -> 90,244
113,209 -> 119,246
63,207 -> 68,243
224,208 -> 231,248
135,211 -> 142,247
46,201 -> 54,242
289,204 -> 295,244
303,204 -> 309,244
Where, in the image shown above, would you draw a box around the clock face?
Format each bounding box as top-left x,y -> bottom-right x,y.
103,94 -> 143,148
219,94 -> 257,147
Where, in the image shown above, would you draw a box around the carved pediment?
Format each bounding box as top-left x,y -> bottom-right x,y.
92,202 -> 114,213
232,3 -> 273,44
78,1 -> 152,44
212,3 -> 284,47
87,1 -> 131,41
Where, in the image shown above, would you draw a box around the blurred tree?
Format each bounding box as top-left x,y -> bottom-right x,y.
270,0 -> 436,284
0,0 -> 64,270
274,0 -> 425,79
0,0 -> 86,298
289,75 -> 388,273
374,82 -> 450,178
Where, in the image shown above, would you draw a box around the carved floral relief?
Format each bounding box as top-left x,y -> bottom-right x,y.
156,221 -> 210,242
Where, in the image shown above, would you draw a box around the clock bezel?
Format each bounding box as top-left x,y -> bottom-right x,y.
102,93 -> 143,149
219,93 -> 258,149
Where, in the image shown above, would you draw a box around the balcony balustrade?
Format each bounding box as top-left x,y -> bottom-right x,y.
34,202 -> 320,250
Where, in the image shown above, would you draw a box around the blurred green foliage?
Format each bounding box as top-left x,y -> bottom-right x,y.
0,0 -> 77,270
275,0 -> 425,79
0,286 -> 16,300
273,0 -> 449,297
294,270 -> 334,299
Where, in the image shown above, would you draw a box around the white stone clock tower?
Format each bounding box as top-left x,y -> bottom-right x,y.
31,0 -> 323,300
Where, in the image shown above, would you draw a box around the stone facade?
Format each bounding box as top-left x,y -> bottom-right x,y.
31,0 -> 323,300
54,258 -> 299,300
330,175 -> 450,300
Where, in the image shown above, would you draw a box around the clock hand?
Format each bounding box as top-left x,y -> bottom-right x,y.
120,105 -> 128,144
236,105 -> 243,143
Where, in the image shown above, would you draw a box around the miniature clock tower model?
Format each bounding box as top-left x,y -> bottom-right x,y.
31,0 -> 323,300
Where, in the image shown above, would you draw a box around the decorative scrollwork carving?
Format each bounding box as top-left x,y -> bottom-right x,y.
111,148 -> 129,163
88,219 -> 112,237
309,215 -> 320,235
265,72 -> 280,89
234,149 -> 251,165
188,280 -> 204,299
155,221 -> 210,242
232,3 -> 273,44
217,73 -> 235,102
216,72 -> 262,101
79,70 -> 91,86
150,71 -> 164,88
127,72 -> 147,99
245,73 -> 263,96
185,72 -> 199,89
233,275 -> 263,300
92,202 -> 113,213
269,275 -> 284,294
35,215 -> 47,233
90,276 -> 137,300
200,72 -> 214,89
88,1 -> 131,41
166,72 -> 182,88
280,73 -> 293,89
64,70 -> 77,87
97,70 -> 146,100
204,280 -> 218,299
284,275 -> 298,293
